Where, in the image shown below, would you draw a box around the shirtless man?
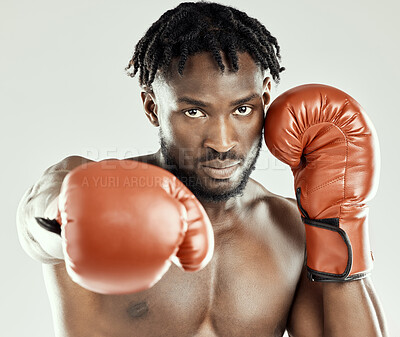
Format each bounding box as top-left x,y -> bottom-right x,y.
17,2 -> 387,336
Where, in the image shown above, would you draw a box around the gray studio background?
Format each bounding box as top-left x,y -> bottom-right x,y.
1,0 -> 399,335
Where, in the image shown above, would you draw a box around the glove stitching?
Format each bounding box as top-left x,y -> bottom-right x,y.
297,121 -> 345,149
341,123 -> 349,226
303,134 -> 346,157
291,96 -> 362,223
299,122 -> 347,214
307,175 -> 344,195
294,97 -> 352,143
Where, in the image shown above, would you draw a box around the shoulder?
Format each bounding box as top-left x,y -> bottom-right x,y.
126,153 -> 159,165
44,155 -> 94,174
45,153 -> 157,175
245,178 -> 306,252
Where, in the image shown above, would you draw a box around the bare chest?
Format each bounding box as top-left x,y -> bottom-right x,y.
44,225 -> 303,337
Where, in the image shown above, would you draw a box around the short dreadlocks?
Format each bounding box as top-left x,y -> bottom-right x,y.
125,1 -> 285,89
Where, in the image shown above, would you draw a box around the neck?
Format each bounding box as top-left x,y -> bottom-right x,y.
197,197 -> 241,224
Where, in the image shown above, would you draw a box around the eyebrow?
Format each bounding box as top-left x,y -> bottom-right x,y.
177,93 -> 259,107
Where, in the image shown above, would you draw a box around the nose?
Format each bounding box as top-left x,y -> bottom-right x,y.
203,116 -> 238,153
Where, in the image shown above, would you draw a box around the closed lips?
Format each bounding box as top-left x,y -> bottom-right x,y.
201,160 -> 240,169
201,161 -> 240,179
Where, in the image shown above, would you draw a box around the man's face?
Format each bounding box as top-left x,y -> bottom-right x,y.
142,52 -> 271,202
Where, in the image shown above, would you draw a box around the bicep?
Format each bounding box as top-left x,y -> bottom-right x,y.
286,264 -> 324,337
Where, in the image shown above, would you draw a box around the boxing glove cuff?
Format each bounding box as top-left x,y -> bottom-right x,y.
296,187 -> 373,282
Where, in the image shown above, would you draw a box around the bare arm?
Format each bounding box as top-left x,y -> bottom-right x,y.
287,265 -> 388,337
16,155 -> 93,264
322,277 -> 388,337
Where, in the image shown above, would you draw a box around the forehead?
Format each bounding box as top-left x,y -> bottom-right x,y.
153,52 -> 264,99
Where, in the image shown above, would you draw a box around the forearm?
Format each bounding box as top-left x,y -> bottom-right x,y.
322,277 -> 388,337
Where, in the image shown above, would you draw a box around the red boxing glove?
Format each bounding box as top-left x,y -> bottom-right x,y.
264,84 -> 380,282
36,159 -> 214,294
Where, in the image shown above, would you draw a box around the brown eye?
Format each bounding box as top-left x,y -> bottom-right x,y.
184,109 -> 205,118
234,106 -> 252,116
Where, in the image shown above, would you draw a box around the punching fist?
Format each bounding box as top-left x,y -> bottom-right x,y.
264,84 -> 380,282
36,159 -> 214,294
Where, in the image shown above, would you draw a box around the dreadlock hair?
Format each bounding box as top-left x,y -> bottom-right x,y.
125,1 -> 285,89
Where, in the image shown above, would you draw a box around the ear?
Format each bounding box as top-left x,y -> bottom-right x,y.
262,77 -> 272,110
141,90 -> 159,127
